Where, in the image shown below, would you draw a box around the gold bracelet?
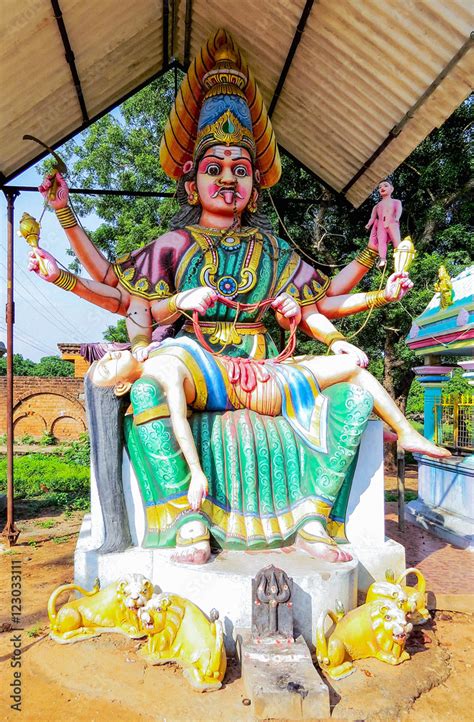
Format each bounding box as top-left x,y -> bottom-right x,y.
53,269 -> 77,292
167,294 -> 179,314
130,334 -> 150,353
365,290 -> 388,309
323,331 -> 346,347
355,247 -> 378,269
55,206 -> 78,229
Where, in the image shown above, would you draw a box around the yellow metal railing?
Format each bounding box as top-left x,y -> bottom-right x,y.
434,394 -> 474,452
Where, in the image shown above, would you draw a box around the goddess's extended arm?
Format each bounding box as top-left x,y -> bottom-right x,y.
40,173 -> 114,283
299,305 -> 369,366
326,246 -> 379,296
28,247 -> 128,315
317,271 -> 413,320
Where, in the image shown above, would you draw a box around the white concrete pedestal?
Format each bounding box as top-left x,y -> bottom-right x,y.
75,419 -> 405,651
407,453 -> 474,550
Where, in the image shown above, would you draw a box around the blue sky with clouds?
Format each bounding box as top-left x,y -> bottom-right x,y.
0,165 -> 119,361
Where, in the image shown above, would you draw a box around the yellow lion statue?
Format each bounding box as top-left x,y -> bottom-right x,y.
366,568 -> 430,625
48,574 -> 154,643
137,593 -> 227,692
315,599 -> 413,680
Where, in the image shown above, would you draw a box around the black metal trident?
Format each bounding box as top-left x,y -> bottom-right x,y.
254,565 -> 292,636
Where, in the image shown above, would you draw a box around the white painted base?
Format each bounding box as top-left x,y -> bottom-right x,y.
407,454 -> 474,550
354,539 -> 406,592
406,499 -> 474,550
76,514 -> 358,653
75,419 -> 406,647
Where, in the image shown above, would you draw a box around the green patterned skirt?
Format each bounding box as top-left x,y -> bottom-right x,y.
124,377 -> 373,549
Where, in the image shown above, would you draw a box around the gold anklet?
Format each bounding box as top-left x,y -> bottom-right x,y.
53,269 -> 77,292
298,528 -> 337,547
55,206 -> 78,229
176,528 -> 210,547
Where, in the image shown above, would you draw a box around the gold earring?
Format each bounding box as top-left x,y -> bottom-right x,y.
247,196 -> 258,213
187,190 -> 199,206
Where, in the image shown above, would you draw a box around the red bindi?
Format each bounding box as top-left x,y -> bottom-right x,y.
224,149 -> 232,156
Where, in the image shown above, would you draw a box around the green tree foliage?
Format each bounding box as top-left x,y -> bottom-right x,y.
277,100 -> 472,414
52,73 -> 182,270
103,318 -> 128,343
50,72 -> 472,430
0,354 -> 73,377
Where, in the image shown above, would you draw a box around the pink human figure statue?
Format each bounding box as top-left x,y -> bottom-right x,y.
365,180 -> 402,269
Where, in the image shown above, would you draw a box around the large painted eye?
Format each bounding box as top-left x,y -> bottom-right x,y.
234,165 -> 249,177
205,163 -> 221,176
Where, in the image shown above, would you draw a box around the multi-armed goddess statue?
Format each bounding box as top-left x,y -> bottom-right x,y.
28,30 -> 448,565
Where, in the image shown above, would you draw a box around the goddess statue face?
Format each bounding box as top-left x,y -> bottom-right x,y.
186,146 -> 255,219
90,350 -> 140,387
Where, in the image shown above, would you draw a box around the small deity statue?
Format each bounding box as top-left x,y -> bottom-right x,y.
28,30 -> 441,565
434,265 -> 454,309
365,180 -> 402,269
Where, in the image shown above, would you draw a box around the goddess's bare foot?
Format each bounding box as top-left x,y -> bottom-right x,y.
172,521 -> 210,565
295,521 -> 352,562
172,546 -> 210,564
398,430 -> 451,459
296,535 -> 353,562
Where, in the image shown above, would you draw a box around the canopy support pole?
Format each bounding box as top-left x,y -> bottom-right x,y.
1,188 -> 20,546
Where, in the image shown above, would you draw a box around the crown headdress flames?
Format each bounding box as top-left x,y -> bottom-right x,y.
159,29 -> 281,188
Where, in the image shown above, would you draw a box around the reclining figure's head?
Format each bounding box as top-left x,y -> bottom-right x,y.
90,350 -> 142,396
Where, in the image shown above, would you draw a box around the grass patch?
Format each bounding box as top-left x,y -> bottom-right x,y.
385,490 -> 418,503
52,536 -> 70,544
26,624 -> 45,638
0,444 -> 90,513
35,519 -> 56,529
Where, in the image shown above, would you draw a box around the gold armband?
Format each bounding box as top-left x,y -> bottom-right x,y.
130,334 -> 150,353
323,331 -> 346,347
365,290 -> 389,310
167,294 -> 179,314
53,269 -> 77,292
55,206 -> 78,229
355,247 -> 378,269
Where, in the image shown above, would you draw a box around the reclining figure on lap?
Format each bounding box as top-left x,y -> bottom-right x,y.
28,31 -> 449,564
87,335 -> 447,563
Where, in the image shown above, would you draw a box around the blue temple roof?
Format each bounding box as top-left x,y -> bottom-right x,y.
406,265 -> 474,357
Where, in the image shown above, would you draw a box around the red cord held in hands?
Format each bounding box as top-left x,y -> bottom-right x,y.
192,295 -> 297,364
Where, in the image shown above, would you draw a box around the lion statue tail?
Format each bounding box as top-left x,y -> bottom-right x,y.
315,604 -> 344,667
47,578 -> 100,626
206,609 -> 226,681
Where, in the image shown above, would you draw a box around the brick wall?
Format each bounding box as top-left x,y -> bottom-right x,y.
60,352 -> 91,378
0,376 -> 86,441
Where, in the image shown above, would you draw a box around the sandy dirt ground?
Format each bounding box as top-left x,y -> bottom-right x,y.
1,484 -> 473,722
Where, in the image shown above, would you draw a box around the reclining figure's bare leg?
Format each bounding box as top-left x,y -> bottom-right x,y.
293,354 -> 450,562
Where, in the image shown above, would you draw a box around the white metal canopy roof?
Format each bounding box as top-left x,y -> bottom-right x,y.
1,0 -> 472,206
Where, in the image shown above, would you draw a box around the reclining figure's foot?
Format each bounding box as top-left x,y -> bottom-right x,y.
172,521 -> 211,565
398,429 -> 451,459
296,522 -> 352,563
